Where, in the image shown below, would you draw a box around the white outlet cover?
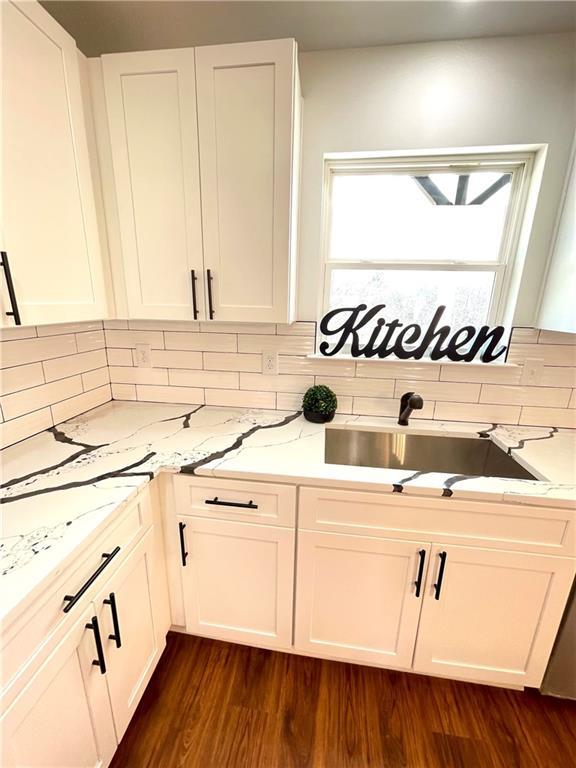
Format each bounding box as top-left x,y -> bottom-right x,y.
135,343 -> 152,368
262,350 -> 278,375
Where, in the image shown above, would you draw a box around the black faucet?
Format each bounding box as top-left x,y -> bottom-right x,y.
398,392 -> 424,426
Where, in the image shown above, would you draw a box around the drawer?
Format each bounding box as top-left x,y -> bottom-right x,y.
173,476 -> 296,527
299,487 -> 576,556
1,486 -> 152,700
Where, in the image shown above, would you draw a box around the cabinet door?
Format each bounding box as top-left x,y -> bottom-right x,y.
196,39 -> 298,322
95,528 -> 167,740
1,0 -> 107,325
102,49 -> 204,320
179,516 -> 294,648
413,545 -> 576,687
1,604 -> 116,768
295,531 -> 429,669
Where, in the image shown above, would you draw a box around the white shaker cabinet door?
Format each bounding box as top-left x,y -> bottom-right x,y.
0,604 -> 116,768
195,39 -> 299,323
413,545 -> 576,687
295,531 -> 430,669
1,0 -> 108,326
102,48 -> 204,320
179,516 -> 295,648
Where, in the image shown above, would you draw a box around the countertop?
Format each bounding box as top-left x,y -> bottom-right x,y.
1,401 -> 575,626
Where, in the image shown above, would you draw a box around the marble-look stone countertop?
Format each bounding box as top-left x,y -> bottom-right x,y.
1,401 -> 575,625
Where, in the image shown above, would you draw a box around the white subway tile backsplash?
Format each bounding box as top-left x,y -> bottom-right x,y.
1,375 -> 83,420
540,367 -> 576,387
43,349 -> 107,382
76,330 -> 106,352
238,335 -> 314,356
480,384 -> 571,408
104,320 -> 129,329
239,373 -> 314,393
168,369 -> 239,389
434,402 -> 521,425
136,384 -> 204,405
107,348 -> 134,366
111,383 -> 137,400
165,331 -> 236,353
508,344 -> 576,367
128,319 -> 199,332
0,334 -> 77,369
393,380 -> 481,403
1,362 -> 45,395
37,321 -> 103,337
147,349 -> 203,370
440,363 -> 522,385
0,407 -> 53,448
356,361 -> 441,381
82,367 -> 110,391
279,356 -> 355,377
511,327 -> 540,344
205,389 -> 276,409
51,384 -> 111,424
0,326 -> 37,341
104,329 -> 164,349
276,322 -> 316,337
199,322 -> 276,335
317,376 -> 394,398
353,397 -> 435,419
204,352 -> 262,372
109,366 -> 169,386
570,390 -> 576,409
520,407 -> 576,429
538,330 -> 576,345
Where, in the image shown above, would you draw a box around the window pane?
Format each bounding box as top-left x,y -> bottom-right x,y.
328,269 -> 495,335
329,171 -> 512,263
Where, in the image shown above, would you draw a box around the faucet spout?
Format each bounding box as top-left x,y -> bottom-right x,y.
398,392 -> 424,426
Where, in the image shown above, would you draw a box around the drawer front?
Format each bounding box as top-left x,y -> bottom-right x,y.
1,487 -> 152,700
299,487 -> 575,556
174,476 -> 296,527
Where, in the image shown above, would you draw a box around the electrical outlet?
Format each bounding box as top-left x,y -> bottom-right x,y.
262,350 -> 278,375
521,358 -> 543,385
135,343 -> 152,368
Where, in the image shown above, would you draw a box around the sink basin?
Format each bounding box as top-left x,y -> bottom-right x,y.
325,428 -> 537,480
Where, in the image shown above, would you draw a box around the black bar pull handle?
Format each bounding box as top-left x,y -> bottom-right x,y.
178,521 -> 188,566
190,269 -> 199,320
206,269 -> 215,319
86,615 -> 107,674
434,551 -> 448,601
414,549 -> 426,598
62,546 -> 121,613
103,592 -> 122,648
205,496 -> 258,510
0,251 -> 21,325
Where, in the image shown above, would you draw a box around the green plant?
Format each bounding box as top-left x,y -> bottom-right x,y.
302,384 -> 338,415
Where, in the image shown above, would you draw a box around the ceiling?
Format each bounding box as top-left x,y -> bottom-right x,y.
41,1 -> 576,57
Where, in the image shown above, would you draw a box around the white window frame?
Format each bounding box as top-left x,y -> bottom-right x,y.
318,149 -> 536,329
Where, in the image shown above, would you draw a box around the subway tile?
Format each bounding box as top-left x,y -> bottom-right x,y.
279,356 -> 355,377
538,330 -> 576,345
51,384 -> 111,424
109,366 -> 169,385
204,352 -> 262,372
37,321 -> 103,337
570,390 -> 576,408
107,348 -> 133,366
276,322 -> 316,337
43,349 -> 107,382
168,369 -> 239,389
111,383 -> 137,401
76,330 -> 105,352
316,376 -> 394,398
103,319 -> 129,329
440,363 -> 522,385
393,380 -> 480,403
519,407 -> 576,429
238,335 -> 314,356
507,344 -> 576,367
480,384 -> 571,408
82,367 -> 110,391
353,397 -> 434,419
434,402 -> 521,425
136,384 -> 204,405
199,322 -> 275,334
1,375 -> 83,420
540,367 -> 576,387
510,327 -> 539,344
205,389 -> 276,409
239,373 -> 314,393
277,392 -> 353,413
148,349 -> 203,370
0,326 -> 37,341
356,361 -> 440,381
165,331 -> 236,353
1,362 -> 45,395
104,329 -> 164,349
128,319 -> 199,332
0,334 -> 77,369
0,407 -> 53,448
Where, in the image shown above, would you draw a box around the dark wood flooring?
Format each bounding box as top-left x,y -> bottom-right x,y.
110,632 -> 576,768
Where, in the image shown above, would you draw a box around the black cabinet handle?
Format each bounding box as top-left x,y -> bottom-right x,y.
206,269 -> 214,319
0,251 -> 21,325
190,269 -> 199,320
86,615 -> 106,674
62,546 -> 121,613
205,496 -> 258,510
414,549 -> 426,598
178,521 -> 188,566
103,592 -> 122,648
434,551 -> 447,600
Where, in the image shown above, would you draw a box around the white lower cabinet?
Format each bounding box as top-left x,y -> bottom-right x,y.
295,532 -> 430,669
178,515 -> 295,648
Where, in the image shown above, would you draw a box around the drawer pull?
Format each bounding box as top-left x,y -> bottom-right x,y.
103,592 -> 122,648
434,551 -> 448,601
205,496 -> 258,510
179,521 -> 188,566
62,546 -> 121,613
414,549 -> 426,598
86,616 -> 107,674
190,269 -> 199,320
0,251 -> 21,325
206,268 -> 215,319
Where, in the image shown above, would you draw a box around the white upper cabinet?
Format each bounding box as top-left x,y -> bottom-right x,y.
102,49 -> 204,320
1,0 -> 108,326
195,39 -> 300,323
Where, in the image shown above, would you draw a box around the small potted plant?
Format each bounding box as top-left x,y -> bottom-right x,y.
302,384 -> 338,423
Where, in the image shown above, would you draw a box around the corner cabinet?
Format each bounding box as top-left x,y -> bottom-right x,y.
98,39 -> 301,322
1,0 -> 108,326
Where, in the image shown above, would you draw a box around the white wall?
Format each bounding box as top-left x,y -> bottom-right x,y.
297,33 -> 576,323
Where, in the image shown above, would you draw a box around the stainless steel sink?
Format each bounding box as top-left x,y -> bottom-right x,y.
325,428 -> 537,480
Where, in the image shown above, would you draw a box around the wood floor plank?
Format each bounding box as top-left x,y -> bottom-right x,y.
110,633 -> 576,768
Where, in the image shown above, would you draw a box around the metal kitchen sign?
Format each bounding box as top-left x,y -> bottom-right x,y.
319,304 -> 509,363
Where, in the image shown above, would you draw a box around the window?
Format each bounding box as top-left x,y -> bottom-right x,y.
320,150 -> 533,353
